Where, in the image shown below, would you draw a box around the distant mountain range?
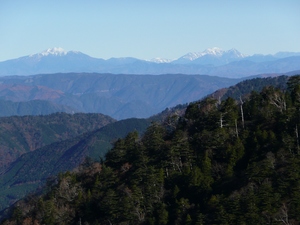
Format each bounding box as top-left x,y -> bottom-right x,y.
1,47 -> 300,77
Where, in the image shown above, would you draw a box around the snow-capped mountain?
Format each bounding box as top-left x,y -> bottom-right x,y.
0,47 -> 106,75
173,47 -> 247,65
181,47 -> 226,61
28,47 -> 86,61
148,58 -> 173,63
0,47 -> 299,78
31,47 -> 69,57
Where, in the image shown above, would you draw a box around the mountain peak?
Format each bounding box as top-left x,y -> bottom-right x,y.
202,47 -> 224,56
40,47 -> 68,56
179,47 -> 247,62
29,47 -> 70,58
180,47 -> 224,61
226,48 -> 248,57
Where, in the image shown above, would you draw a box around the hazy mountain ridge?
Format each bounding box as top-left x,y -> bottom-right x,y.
0,48 -> 299,77
0,99 -> 77,116
0,73 -> 243,119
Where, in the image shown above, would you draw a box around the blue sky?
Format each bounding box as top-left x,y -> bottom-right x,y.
0,0 -> 299,61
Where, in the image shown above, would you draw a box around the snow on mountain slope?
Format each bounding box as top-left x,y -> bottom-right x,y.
174,47 -> 247,64
148,58 -> 174,63
30,47 -> 68,57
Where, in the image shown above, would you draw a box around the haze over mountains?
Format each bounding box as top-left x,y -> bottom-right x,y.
1,47 -> 300,77
0,73 -> 242,119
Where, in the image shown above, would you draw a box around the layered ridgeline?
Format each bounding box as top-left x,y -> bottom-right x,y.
0,73 -> 242,119
2,75 -> 300,224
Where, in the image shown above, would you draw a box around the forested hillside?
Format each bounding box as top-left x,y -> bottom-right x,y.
209,75 -> 289,101
0,113 -> 115,172
3,75 -> 300,224
0,118 -> 150,213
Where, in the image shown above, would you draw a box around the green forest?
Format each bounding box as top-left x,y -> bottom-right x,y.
2,76 -> 300,224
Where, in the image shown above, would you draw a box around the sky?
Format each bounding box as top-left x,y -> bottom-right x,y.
0,0 -> 299,61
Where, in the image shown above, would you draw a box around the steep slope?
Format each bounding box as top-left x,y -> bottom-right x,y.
0,113 -> 115,172
0,118 -> 150,212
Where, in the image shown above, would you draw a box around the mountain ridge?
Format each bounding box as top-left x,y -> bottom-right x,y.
1,47 -> 300,77
11,47 -> 300,63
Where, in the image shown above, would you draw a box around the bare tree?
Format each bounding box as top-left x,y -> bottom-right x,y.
240,96 -> 245,129
296,125 -> 299,154
274,203 -> 292,225
268,90 -> 286,113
